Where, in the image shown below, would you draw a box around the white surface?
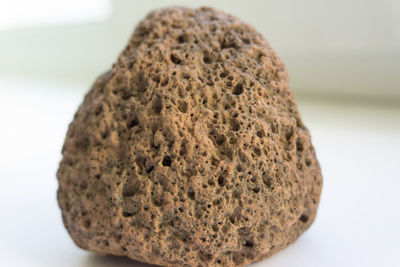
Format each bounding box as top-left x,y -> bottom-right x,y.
0,78 -> 399,266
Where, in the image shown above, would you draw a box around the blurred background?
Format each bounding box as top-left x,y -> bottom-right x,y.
0,0 -> 399,267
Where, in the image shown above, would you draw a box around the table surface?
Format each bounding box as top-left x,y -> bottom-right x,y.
1,78 -> 399,267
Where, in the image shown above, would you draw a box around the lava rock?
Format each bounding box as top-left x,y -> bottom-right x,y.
57,6 -> 322,267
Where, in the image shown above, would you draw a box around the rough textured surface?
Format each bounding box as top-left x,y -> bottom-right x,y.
57,6 -> 322,267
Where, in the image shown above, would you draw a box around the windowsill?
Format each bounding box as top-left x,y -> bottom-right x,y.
0,77 -> 399,266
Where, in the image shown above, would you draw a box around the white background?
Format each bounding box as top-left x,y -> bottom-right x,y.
0,0 -> 399,266
1,0 -> 400,99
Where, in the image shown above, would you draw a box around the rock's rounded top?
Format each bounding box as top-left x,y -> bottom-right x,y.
57,6 -> 322,267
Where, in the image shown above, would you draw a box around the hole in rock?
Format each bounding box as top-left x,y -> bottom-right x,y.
162,156 -> 172,167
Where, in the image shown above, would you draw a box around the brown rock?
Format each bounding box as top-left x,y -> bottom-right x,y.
57,6 -> 322,267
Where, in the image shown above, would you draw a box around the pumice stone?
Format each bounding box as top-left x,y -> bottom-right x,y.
57,6 -> 322,267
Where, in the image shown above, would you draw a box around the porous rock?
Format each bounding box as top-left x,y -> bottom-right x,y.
57,6 -> 322,267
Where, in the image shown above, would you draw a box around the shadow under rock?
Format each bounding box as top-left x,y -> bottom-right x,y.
82,253 -> 160,267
